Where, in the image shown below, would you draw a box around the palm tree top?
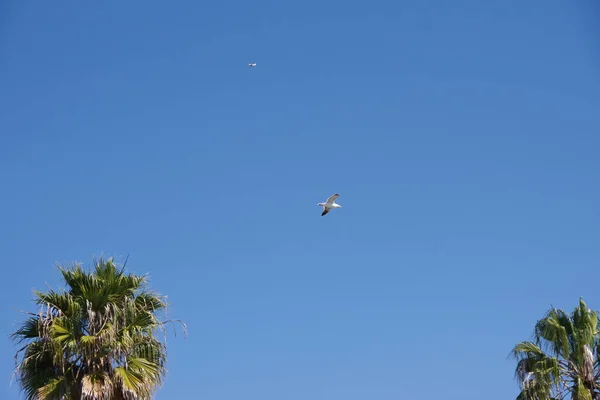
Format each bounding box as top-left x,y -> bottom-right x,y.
11,257 -> 186,400
511,298 -> 600,400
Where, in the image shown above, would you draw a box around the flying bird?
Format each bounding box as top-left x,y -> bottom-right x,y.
317,193 -> 342,216
248,62 -> 256,67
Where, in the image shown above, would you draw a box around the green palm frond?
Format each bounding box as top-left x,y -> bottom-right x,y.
114,366 -> 146,397
572,299 -> 597,342
513,342 -> 544,358
573,376 -> 594,400
34,289 -> 79,315
535,310 -> 572,359
11,317 -> 41,342
134,292 -> 167,312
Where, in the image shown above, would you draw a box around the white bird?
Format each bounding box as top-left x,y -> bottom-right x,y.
248,62 -> 256,67
317,193 -> 342,216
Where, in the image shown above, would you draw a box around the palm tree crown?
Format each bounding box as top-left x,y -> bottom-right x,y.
512,298 -> 600,400
12,257 -> 183,400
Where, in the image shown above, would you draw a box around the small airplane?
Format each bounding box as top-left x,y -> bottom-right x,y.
248,62 -> 256,67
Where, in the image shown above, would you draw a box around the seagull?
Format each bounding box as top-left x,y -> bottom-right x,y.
248,62 -> 256,67
317,193 -> 342,216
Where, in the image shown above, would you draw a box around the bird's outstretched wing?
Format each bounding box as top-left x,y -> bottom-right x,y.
326,193 -> 340,204
321,208 -> 330,216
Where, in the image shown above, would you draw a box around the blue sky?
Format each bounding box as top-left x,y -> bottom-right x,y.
1,1 -> 599,399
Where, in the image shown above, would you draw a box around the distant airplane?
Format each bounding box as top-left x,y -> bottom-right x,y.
317,193 -> 342,217
248,62 -> 256,67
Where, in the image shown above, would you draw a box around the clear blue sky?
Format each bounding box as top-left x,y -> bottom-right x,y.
1,1 -> 599,399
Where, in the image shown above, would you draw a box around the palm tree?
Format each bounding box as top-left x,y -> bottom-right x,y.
511,298 -> 600,400
11,257 -> 185,400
